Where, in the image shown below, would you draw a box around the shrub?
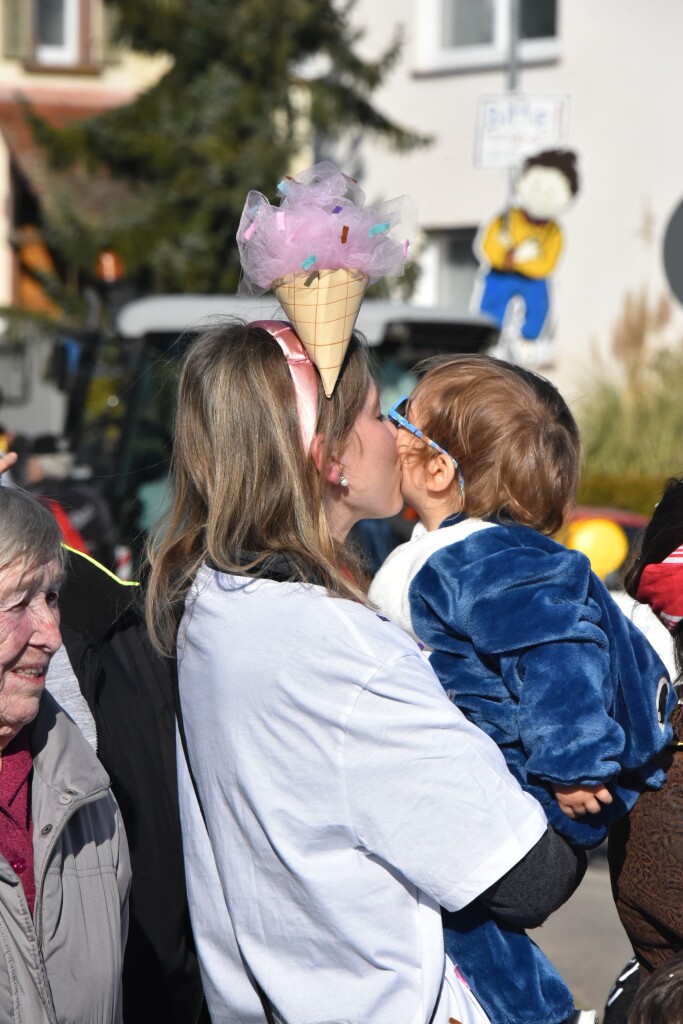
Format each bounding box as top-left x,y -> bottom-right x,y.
577,287 -> 683,512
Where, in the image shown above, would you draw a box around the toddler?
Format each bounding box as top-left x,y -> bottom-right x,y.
369,354 -> 675,1024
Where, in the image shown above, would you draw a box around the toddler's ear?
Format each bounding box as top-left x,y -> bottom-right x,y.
425,452 -> 456,495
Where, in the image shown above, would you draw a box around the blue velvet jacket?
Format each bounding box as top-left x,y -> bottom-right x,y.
369,516 -> 675,848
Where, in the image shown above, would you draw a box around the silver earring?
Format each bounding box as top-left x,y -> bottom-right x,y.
339,474 -> 349,487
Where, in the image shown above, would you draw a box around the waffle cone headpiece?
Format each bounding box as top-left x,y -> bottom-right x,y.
273,268 -> 368,397
237,161 -> 415,396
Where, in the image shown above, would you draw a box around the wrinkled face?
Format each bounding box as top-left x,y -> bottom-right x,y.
0,557 -> 63,748
516,165 -> 573,220
338,383 -> 403,523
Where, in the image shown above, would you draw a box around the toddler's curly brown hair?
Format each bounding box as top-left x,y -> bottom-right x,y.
408,353 -> 582,535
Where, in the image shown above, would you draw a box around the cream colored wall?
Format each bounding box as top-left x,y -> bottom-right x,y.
0,1 -> 168,429
0,50 -> 169,95
339,0 -> 683,403
0,121 -> 11,304
0,0 -> 170,96
0,0 -> 169,306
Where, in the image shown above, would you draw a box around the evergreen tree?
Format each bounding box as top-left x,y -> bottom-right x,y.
29,0 -> 428,294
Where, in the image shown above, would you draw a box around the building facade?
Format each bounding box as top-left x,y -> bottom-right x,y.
0,0 -> 165,431
334,0 -> 683,398
0,0 -> 167,307
3,0 -> 683,425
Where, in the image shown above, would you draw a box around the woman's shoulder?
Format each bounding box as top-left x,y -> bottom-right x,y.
186,563 -> 428,672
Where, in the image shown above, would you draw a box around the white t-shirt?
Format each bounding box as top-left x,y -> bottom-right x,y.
177,565 -> 547,1024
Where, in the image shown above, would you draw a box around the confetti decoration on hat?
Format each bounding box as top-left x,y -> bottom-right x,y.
237,161 -> 416,396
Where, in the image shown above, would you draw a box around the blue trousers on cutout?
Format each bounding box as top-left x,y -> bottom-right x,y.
480,270 -> 550,340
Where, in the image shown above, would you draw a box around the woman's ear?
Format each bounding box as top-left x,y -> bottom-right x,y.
311,434 -> 342,485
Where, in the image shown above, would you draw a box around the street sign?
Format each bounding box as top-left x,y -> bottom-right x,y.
663,196 -> 683,305
474,94 -> 571,169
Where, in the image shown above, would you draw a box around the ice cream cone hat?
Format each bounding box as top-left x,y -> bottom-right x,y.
237,162 -> 416,396
272,267 -> 367,397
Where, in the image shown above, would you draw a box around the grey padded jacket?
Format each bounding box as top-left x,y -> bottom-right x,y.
0,691 -> 131,1024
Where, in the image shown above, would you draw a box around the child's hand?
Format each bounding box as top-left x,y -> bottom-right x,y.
552,782 -> 613,819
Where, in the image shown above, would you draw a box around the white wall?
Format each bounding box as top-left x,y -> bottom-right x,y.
336,0 -> 683,404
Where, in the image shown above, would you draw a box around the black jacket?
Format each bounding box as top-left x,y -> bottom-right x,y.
58,548 -> 209,1024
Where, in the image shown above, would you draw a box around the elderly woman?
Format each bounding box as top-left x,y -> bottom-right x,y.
0,485 -> 130,1023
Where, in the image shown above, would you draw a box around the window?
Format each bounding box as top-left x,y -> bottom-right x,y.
520,0 -> 557,40
441,0 -> 496,49
2,0 -> 111,70
417,0 -> 558,73
34,0 -> 79,67
414,229 -> 479,310
438,229 -> 479,309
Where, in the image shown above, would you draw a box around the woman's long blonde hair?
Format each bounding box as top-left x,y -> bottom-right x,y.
144,320 -> 371,654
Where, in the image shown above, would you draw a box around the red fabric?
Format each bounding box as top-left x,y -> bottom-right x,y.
40,496 -> 90,554
636,543 -> 683,634
0,731 -> 35,915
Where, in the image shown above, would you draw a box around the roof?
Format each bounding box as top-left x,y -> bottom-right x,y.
0,95 -> 139,229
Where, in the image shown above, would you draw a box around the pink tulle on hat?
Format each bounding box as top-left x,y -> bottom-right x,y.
237,161 -> 416,295
237,161 -> 416,396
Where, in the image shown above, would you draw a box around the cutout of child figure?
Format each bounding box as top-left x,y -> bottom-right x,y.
474,149 -> 579,344
369,354 -> 675,1024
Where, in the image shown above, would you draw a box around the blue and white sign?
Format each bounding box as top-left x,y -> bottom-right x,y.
474,94 -> 571,169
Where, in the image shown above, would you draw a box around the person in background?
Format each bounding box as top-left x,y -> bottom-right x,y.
626,954 -> 683,1024
1,451 -> 209,1023
0,485 -> 130,1023
54,545 -> 209,1024
606,475 -> 683,1024
23,434 -> 118,568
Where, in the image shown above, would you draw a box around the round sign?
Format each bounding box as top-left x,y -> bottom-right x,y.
663,197 -> 683,304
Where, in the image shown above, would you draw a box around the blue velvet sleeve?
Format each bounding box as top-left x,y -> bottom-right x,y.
408,527 -> 626,786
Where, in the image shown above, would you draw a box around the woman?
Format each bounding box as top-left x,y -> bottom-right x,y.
146,321 -> 584,1024
3,448 -> 208,1023
0,485 -> 130,1023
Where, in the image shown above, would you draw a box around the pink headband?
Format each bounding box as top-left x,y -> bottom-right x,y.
250,320 -> 319,453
